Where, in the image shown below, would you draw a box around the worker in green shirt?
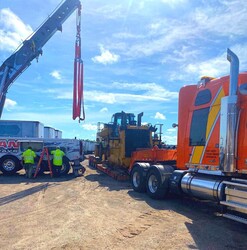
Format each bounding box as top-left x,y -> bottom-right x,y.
51,146 -> 65,177
22,146 -> 36,178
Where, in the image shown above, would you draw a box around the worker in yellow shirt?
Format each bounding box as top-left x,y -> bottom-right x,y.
22,146 -> 36,178
51,146 -> 65,177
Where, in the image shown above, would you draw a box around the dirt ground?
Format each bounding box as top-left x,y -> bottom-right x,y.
1,159 -> 247,250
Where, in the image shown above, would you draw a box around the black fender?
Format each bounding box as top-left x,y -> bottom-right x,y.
148,164 -> 174,183
131,162 -> 150,177
146,164 -> 175,199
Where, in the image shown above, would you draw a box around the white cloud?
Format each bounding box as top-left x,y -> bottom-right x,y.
155,112 -> 166,120
87,4 -> 126,20
112,82 -> 178,100
3,112 -> 72,125
82,124 -> 97,131
183,44 -> 247,78
0,8 -> 33,51
162,135 -> 177,145
46,81 -> 178,103
113,32 -> 143,40
162,46 -> 200,64
85,90 -> 175,104
117,1 -> 247,61
40,88 -> 72,100
92,45 -> 120,65
4,98 -> 17,110
161,0 -> 187,7
166,128 -> 177,134
191,2 -> 247,37
100,107 -> 108,113
50,70 -> 62,80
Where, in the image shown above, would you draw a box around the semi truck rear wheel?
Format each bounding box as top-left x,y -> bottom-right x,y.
131,163 -> 150,192
146,165 -> 173,199
0,155 -> 20,175
131,165 -> 146,192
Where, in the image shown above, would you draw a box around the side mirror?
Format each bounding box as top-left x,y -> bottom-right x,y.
172,123 -> 178,128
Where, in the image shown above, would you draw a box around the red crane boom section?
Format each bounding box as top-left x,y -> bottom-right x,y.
73,5 -> 85,121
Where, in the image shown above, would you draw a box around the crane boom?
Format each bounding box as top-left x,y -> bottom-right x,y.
0,0 -> 81,117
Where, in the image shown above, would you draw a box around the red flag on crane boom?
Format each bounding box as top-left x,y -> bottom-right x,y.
73,4 -> 85,121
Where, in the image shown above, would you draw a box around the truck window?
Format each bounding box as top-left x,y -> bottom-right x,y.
20,142 -> 43,153
194,89 -> 211,106
189,108 -> 209,146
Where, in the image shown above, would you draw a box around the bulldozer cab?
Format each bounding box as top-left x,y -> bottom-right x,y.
111,112 -> 136,127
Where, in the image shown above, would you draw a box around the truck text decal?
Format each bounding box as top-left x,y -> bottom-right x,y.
0,139 -> 19,153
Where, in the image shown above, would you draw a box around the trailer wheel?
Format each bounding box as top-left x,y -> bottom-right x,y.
60,157 -> 71,175
146,165 -> 172,199
131,165 -> 146,193
0,155 -> 20,175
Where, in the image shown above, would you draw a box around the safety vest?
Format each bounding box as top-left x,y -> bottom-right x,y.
22,149 -> 36,164
51,149 -> 65,166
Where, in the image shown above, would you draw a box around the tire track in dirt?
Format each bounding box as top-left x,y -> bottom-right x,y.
78,177 -> 107,194
115,210 -> 175,239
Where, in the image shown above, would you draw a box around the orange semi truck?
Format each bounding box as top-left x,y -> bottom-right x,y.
130,49 -> 247,224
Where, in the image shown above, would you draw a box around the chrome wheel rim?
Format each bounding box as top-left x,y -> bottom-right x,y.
133,171 -> 140,188
148,174 -> 158,193
3,159 -> 15,171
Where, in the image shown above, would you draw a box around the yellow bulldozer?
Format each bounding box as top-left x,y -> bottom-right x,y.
94,111 -> 158,170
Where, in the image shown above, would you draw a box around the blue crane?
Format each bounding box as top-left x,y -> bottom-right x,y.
0,0 -> 83,120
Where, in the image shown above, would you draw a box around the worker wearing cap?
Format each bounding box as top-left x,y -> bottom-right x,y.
22,146 -> 36,178
51,146 -> 65,177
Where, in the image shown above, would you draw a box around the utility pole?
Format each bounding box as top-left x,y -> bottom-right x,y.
156,124 -> 163,146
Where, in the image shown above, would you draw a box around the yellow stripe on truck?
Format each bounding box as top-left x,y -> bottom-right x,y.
191,88 -> 225,164
206,88 -> 224,138
191,146 -> 204,163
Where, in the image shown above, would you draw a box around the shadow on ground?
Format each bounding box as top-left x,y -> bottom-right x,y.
0,182 -> 58,206
128,189 -> 247,250
0,172 -> 76,184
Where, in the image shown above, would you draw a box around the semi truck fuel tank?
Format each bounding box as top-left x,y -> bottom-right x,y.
181,173 -> 226,202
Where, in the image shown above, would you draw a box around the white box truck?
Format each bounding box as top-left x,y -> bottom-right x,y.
0,137 -> 84,175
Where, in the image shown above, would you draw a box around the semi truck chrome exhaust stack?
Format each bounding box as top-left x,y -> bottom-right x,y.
219,49 -> 239,172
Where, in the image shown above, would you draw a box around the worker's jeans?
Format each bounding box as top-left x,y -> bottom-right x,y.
24,163 -> 34,178
52,165 -> 61,177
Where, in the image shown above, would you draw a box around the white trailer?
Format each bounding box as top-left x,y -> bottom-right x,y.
44,126 -> 56,139
0,137 -> 84,175
0,120 -> 44,138
82,140 -> 96,154
55,129 -> 62,139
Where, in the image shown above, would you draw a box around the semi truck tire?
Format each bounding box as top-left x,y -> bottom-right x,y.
131,163 -> 150,193
146,165 -> 174,199
60,157 -> 71,175
0,155 -> 20,175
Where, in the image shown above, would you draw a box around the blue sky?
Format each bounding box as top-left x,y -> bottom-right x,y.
0,0 -> 247,144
